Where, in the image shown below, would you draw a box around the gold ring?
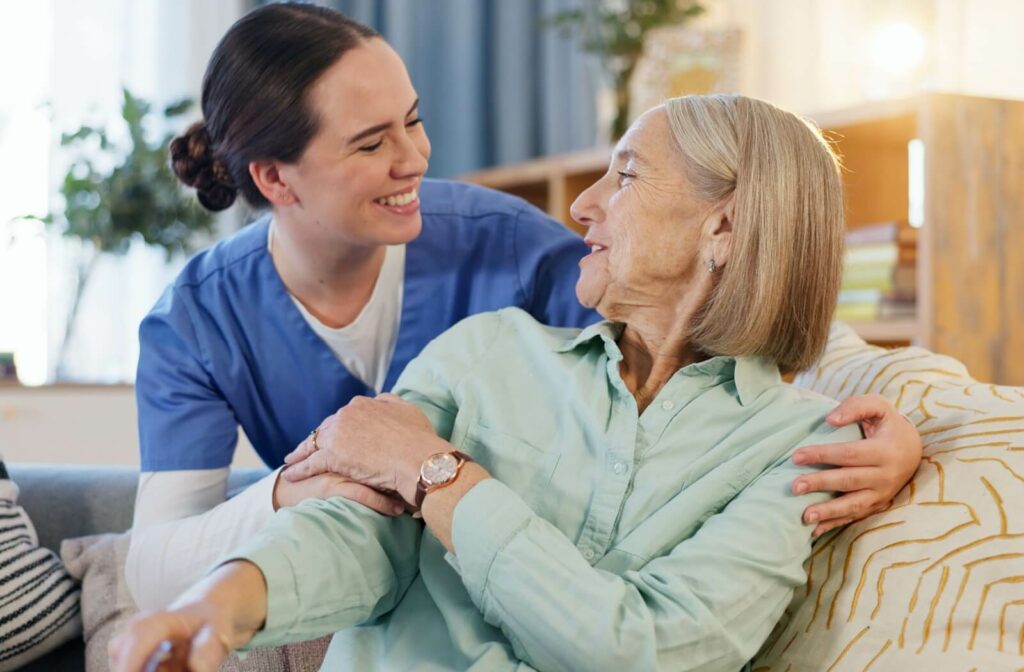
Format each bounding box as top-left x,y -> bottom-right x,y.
309,427 -> 321,451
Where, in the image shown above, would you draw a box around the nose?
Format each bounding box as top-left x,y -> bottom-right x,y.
569,179 -> 605,230
391,129 -> 429,180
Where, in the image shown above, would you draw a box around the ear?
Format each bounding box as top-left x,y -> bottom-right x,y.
249,160 -> 299,207
705,196 -> 735,269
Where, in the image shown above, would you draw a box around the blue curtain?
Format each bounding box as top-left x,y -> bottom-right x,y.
323,0 -> 600,177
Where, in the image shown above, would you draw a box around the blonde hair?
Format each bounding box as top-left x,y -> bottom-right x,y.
664,94 -> 845,373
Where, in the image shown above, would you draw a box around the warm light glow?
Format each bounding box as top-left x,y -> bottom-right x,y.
868,22 -> 927,78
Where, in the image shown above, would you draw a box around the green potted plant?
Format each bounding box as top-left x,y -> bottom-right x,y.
25,88 -> 216,378
544,0 -> 706,140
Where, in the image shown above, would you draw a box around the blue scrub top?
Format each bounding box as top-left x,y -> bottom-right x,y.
136,179 -> 599,471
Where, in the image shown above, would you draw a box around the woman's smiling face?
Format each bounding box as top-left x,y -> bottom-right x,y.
275,38 -> 431,247
570,107 -> 720,321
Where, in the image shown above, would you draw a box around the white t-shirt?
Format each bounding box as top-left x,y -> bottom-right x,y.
127,226 -> 407,609
269,222 -> 406,393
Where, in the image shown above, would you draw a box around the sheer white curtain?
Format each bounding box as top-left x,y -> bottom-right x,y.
0,0 -> 244,384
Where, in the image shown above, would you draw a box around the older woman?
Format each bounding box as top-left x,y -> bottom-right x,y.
114,95 -> 874,672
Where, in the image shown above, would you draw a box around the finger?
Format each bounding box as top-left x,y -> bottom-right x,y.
284,433 -> 318,466
792,440 -> 882,467
793,466 -> 880,495
826,394 -> 892,426
376,392 -> 403,403
812,516 -> 856,537
334,482 -> 407,516
187,624 -> 231,672
110,613 -> 193,672
803,488 -> 878,526
282,452 -> 329,482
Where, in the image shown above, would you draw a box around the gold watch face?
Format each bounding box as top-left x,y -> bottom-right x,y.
421,452 -> 458,486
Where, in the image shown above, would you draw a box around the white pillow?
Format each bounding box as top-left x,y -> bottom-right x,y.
751,323 -> 1024,671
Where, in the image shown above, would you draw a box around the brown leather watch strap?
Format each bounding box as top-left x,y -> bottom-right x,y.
413,450 -> 472,511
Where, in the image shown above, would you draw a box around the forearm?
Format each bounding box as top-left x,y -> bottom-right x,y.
226,497 -> 422,649
174,560 -> 269,648
127,470 -> 279,610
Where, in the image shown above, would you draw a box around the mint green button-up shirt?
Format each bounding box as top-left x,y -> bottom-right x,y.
229,308 -> 859,671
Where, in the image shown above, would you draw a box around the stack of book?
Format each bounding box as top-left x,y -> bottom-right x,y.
837,221 -> 917,322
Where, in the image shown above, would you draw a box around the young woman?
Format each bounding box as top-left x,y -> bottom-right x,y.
127,3 -> 922,612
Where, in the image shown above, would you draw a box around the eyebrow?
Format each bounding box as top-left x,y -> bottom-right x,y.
613,147 -> 645,165
347,99 -> 420,145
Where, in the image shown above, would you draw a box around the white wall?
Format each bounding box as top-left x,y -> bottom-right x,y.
701,0 -> 1024,114
0,385 -> 262,467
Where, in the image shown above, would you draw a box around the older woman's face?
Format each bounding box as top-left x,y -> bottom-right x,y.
570,108 -> 716,319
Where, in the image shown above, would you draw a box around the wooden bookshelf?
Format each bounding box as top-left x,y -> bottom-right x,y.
460,94 -> 1024,383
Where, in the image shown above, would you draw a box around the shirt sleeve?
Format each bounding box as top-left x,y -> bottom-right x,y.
449,422 -> 862,672
511,206 -> 600,329
225,498 -> 423,649
224,314 -> 502,648
136,286 -> 239,471
126,468 -> 279,610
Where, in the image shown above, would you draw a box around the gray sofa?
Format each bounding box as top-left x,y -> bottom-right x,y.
8,464 -> 265,672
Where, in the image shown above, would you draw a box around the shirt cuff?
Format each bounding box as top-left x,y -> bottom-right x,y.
450,478 -> 533,608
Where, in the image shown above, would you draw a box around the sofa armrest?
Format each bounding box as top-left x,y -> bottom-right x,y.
7,464 -> 267,553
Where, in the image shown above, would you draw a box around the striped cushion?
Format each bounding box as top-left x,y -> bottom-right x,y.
0,475 -> 82,671
751,322 -> 1024,671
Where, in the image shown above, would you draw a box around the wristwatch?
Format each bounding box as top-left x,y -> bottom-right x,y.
414,450 -> 472,510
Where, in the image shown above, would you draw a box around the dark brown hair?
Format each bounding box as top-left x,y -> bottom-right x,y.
170,3 -> 379,211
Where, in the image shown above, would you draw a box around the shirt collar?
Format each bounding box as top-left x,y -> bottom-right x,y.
554,323 -> 781,406
553,320 -> 625,359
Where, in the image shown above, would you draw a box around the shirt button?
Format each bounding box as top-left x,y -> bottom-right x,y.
582,548 -> 596,561
661,400 -> 675,411
612,460 -> 628,475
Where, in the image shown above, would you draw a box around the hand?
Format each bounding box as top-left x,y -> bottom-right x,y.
272,470 -> 407,516
282,393 -> 447,505
109,562 -> 266,672
791,393 -> 923,537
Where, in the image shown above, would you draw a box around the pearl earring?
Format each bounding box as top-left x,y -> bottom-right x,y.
708,258 -> 718,273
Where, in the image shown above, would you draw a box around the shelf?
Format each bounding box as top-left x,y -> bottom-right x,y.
845,319 -> 918,344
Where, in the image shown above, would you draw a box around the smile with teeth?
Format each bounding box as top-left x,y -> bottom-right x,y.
590,244 -> 607,253
375,188 -> 418,207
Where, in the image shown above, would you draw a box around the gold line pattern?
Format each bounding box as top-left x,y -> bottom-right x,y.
861,639 -> 891,671
826,625 -> 870,672
980,476 -> 1008,534
998,599 -> 1024,652
872,558 -> 929,619
827,522 -> 906,627
918,383 -> 936,424
991,385 -> 1015,403
957,456 -> 1024,483
878,368 -> 962,395
917,565 -> 950,653
807,544 -> 838,633
970,576 -> 1024,650
934,400 -> 985,414
849,520 -> 978,626
922,457 -> 946,501
919,416 -> 1024,437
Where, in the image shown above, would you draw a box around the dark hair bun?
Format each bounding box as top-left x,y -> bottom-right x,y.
169,122 -> 238,212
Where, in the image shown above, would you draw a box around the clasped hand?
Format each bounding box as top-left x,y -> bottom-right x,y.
281,393 -> 445,508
